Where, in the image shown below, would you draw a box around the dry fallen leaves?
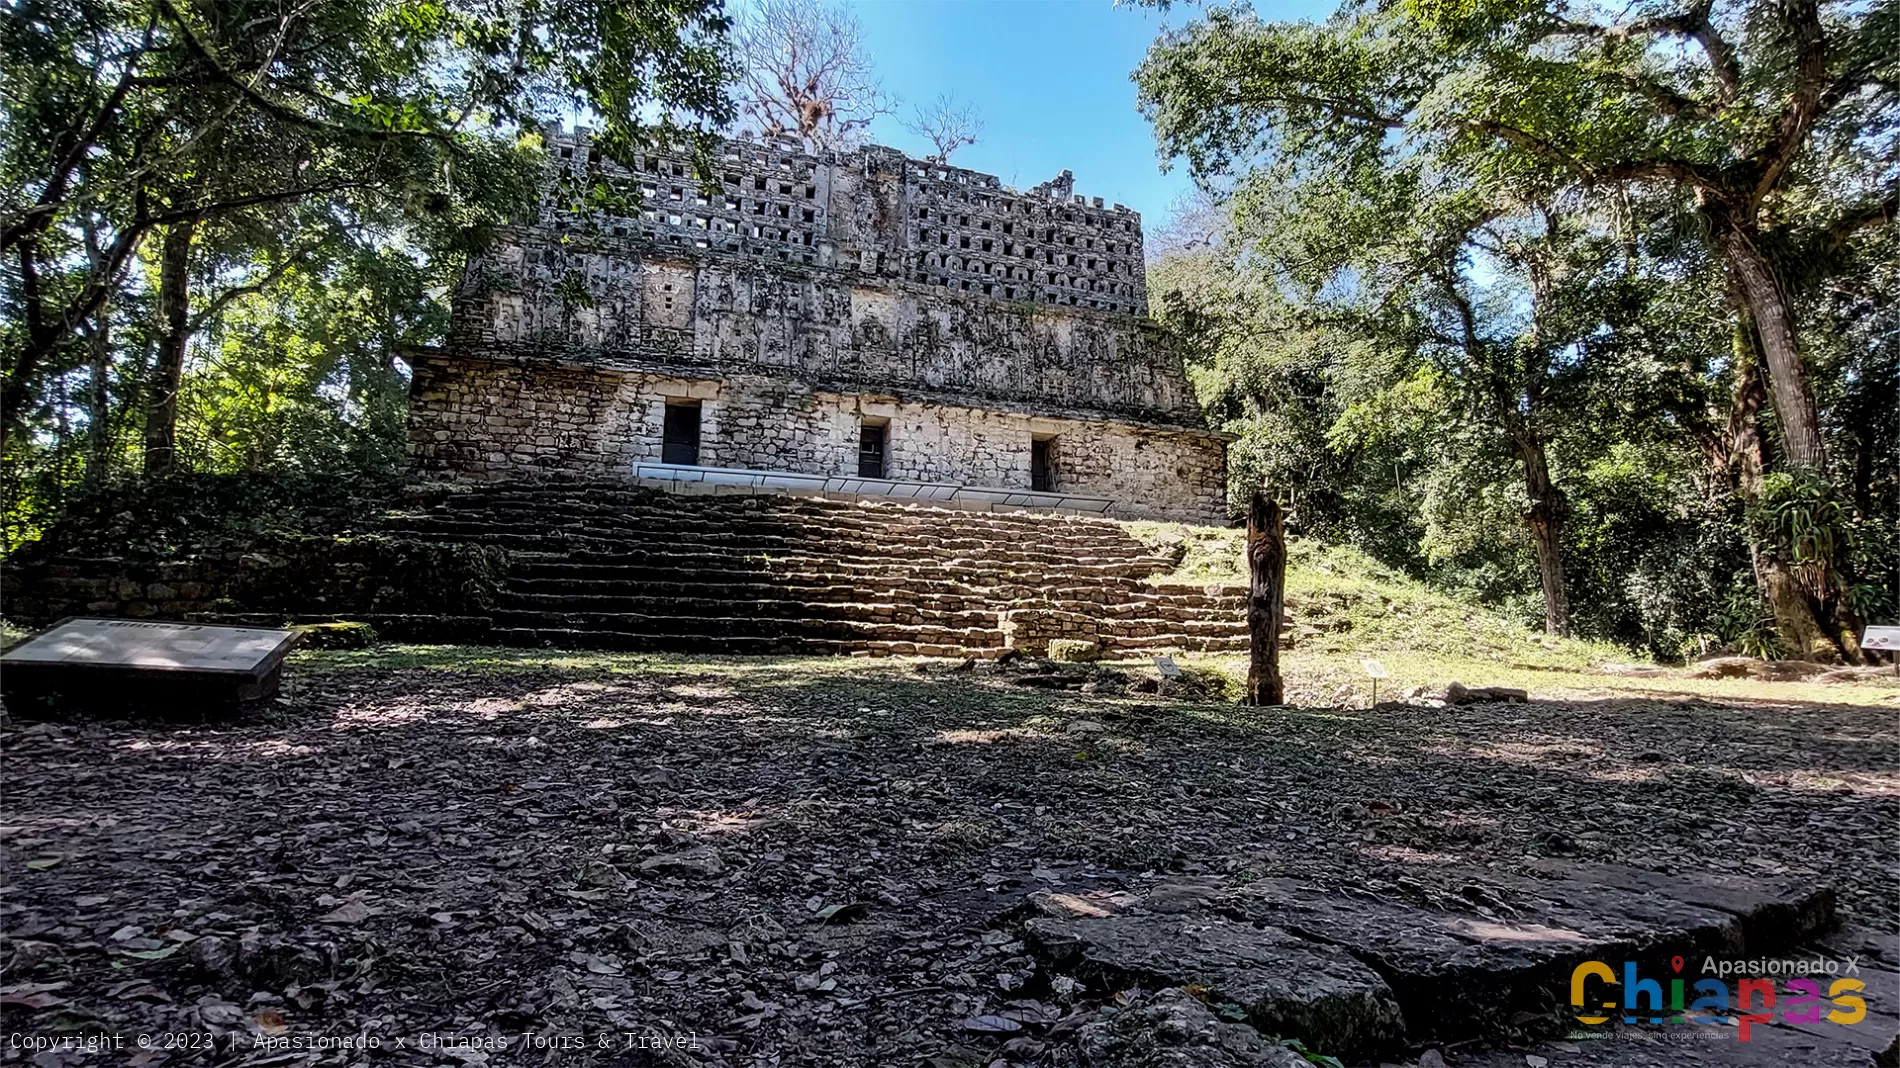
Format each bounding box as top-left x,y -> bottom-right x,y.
0,658 -> 1890,1068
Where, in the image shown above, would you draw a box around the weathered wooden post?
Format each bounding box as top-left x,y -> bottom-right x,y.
1245,490 -> 1286,706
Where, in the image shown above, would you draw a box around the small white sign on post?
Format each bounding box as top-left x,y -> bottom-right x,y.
1862,626 -> 1900,650
1153,655 -> 1182,678
1361,659 -> 1389,707
1864,626 -> 1900,677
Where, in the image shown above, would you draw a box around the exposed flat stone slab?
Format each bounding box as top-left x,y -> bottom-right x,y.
1452,1018 -> 1891,1067
1023,891 -> 1406,1062
1220,866 -> 1836,1044
1220,875 -> 1741,1043
1525,859 -> 1837,951
1022,865 -> 1841,1059
1075,988 -> 1310,1068
1767,925 -> 1900,1063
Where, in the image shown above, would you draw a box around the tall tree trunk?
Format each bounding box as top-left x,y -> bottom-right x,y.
1508,426 -> 1571,638
143,220 -> 195,475
1727,317 -> 1850,662
1715,221 -> 1828,473
1245,490 -> 1286,707
84,301 -> 112,486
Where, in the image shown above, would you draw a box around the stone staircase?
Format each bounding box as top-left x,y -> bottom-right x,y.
376,481 -> 1260,657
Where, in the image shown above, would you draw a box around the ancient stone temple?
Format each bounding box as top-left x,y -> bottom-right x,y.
406,127 -> 1229,524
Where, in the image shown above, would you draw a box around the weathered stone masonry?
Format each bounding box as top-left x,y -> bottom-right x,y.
408,128 -> 1229,524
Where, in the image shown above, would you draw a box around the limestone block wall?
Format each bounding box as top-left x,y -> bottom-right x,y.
0,537 -> 506,631
445,129 -> 1196,427
408,354 -> 1227,524
453,233 -> 1194,425
535,128 -> 1147,315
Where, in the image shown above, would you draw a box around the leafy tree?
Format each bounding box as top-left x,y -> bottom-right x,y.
2,0 -> 735,456
1136,0 -> 1895,658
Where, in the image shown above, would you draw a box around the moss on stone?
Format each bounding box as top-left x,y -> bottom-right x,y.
293,621 -> 380,649
1047,638 -> 1100,663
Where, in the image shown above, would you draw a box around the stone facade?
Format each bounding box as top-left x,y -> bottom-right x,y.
408,128 -> 1229,523
408,357 -> 1226,523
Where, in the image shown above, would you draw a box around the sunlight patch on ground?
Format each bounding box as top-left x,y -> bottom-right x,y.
1360,844 -> 1478,865
1574,765 -> 1666,785
1753,769 -> 1900,795
666,811 -> 777,836
334,701 -> 437,726
1425,738 -> 1612,769
234,738 -> 320,759
934,727 -> 1039,745
666,682 -> 737,699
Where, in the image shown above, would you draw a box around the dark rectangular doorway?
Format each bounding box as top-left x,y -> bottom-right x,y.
662,401 -> 702,465
858,422 -> 887,478
1030,437 -> 1055,491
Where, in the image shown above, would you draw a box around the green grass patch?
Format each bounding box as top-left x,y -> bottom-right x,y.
1123,521 -> 1631,671
293,643 -> 909,686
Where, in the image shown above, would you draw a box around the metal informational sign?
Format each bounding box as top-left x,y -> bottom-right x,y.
1153,655 -> 1182,678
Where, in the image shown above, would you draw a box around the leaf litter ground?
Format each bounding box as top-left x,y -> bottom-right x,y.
1,648 -> 1894,1066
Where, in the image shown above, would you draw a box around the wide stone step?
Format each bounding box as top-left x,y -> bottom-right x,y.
493,598 -> 1002,627
396,504 -> 1148,537
490,609 -> 1007,645
501,589 -> 999,616
491,626 -> 1004,655
392,501 -> 1147,543
1104,635 -> 1254,653
385,518 -> 1157,558
403,485 -> 1137,523
507,559 -> 1168,589
490,628 -> 828,654
501,571 -> 1197,602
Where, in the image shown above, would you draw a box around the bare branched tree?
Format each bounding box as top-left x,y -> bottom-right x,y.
1148,188 -> 1230,259
731,0 -> 893,150
905,93 -> 982,164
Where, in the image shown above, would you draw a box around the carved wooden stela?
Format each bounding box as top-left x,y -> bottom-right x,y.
1,617 -> 299,717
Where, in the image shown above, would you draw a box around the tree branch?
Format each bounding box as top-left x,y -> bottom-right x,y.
1746,0 -> 1831,203
0,19 -> 156,254
147,179 -> 369,228
185,238 -> 324,334
153,0 -> 457,146
1819,189 -> 1900,253
1244,89 -> 1403,129
1549,1 -> 1740,109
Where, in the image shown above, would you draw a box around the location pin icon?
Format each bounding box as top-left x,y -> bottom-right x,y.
1671,955 -> 1685,973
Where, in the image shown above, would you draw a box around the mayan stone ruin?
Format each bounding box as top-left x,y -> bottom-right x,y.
406,127 -> 1229,524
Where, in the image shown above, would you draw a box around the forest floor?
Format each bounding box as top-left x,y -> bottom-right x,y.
1,647 -> 1895,1067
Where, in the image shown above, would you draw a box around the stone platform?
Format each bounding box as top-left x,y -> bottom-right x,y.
4,480 -> 1279,658
0,617 -> 297,717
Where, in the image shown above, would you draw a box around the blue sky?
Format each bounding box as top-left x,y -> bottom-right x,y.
839,0 -> 1339,229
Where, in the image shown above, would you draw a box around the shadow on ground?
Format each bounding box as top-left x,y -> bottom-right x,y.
1,649 -> 1893,1066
